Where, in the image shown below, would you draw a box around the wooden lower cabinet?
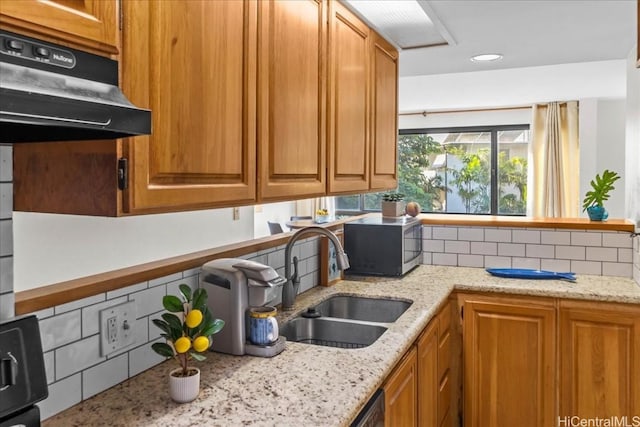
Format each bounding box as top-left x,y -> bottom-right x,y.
559,300 -> 640,419
385,301 -> 457,427
459,294 -> 556,427
385,346 -> 418,426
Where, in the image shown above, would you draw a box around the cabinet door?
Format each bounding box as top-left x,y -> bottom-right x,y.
0,0 -> 118,54
121,0 -> 257,213
257,0 -> 326,201
417,320 -> 438,427
370,31 -> 398,190
559,300 -> 640,419
385,346 -> 418,427
461,295 -> 556,427
326,1 -> 369,194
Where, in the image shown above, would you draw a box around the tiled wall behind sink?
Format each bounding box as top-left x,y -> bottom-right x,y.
422,225 -> 635,278
29,238 -> 321,420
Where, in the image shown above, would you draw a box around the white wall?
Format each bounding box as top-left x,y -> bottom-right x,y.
625,47 -> 640,228
579,98 -> 627,219
14,207 -> 256,292
253,201 -> 296,238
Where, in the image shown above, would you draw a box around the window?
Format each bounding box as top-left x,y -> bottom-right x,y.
336,124 -> 530,216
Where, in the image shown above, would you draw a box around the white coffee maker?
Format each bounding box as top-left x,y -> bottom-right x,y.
200,258 -> 287,357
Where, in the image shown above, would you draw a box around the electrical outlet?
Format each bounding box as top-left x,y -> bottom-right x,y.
233,207 -> 240,220
107,316 -> 117,344
99,301 -> 136,356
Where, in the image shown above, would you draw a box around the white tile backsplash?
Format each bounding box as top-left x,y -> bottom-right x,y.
541,258 -> 572,272
571,231 -> 602,247
0,220 -> 12,257
458,254 -> 484,268
470,242 -> 497,256
106,281 -> 147,300
148,272 -> 183,288
40,310 -> 82,352
512,257 -> 541,270
571,260 -> 602,275
556,245 -> 586,260
424,239 -> 444,253
82,354 -> 128,400
432,226 -> 457,240
586,247 -> 618,262
498,243 -> 525,257
541,230 -> 571,245
602,232 -> 633,248
44,351 -> 55,385
55,293 -> 106,315
55,334 -> 105,380
131,285 -> 166,318
432,253 -> 457,266
526,244 -> 555,259
485,229 -> 512,242
129,338 -> 165,377
0,256 -> 12,294
602,262 -> 633,277
512,230 -> 541,244
484,256 -> 512,268
81,296 -> 128,338
38,373 -> 82,421
0,183 -> 12,219
619,248 -> 633,263
458,227 -> 484,241
445,240 -> 470,254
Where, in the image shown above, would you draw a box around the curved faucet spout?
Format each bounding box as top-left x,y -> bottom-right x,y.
282,226 -> 349,310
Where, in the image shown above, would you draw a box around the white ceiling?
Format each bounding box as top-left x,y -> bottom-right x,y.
354,0 -> 637,77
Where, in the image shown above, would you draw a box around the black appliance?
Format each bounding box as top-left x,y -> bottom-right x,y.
344,216 -> 422,276
0,30 -> 151,143
0,315 -> 48,427
350,389 -> 384,427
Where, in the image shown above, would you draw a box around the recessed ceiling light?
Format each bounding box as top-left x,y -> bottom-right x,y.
470,54 -> 503,62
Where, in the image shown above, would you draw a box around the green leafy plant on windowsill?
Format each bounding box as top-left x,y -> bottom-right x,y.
581,169 -> 620,221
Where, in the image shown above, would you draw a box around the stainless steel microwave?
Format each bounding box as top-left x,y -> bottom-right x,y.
344,216 -> 422,276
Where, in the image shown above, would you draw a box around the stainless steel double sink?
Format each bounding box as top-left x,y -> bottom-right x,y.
280,295 -> 412,349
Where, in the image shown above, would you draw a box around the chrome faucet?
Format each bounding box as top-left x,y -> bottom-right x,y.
282,226 -> 350,310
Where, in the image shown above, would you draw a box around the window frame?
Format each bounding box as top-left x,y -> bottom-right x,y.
335,123 -> 531,216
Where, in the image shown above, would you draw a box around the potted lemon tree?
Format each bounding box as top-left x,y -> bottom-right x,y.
152,284 -> 224,403
582,169 -> 620,221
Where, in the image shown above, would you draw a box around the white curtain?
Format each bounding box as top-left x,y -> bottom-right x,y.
529,101 -> 580,217
295,196 -> 336,217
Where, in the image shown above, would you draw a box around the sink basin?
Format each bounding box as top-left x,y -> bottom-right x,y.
280,317 -> 387,349
312,295 -> 412,323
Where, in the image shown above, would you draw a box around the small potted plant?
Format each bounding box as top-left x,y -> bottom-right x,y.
315,208 -> 330,223
152,284 -> 224,403
582,169 -> 620,221
381,192 -> 406,217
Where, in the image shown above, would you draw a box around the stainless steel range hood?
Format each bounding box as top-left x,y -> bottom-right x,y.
0,31 -> 151,143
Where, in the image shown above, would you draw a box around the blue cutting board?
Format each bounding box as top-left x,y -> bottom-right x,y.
486,268 -> 576,281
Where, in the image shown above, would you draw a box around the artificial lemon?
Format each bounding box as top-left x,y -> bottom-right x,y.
185,309 -> 203,328
174,336 -> 191,354
193,336 -> 210,352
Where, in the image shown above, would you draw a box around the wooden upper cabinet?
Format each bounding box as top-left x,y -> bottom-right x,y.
257,0 -> 327,201
326,1 -> 370,194
0,0 -> 118,55
370,31 -> 398,190
460,294 -> 556,427
121,0 -> 257,213
559,300 -> 640,419
384,346 -> 418,427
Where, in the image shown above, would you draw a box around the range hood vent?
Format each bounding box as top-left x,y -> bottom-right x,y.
0,31 -> 151,143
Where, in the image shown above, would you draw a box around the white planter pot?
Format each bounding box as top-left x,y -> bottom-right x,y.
381,201 -> 405,217
169,367 -> 200,403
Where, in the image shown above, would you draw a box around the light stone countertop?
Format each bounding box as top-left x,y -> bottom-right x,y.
43,266 -> 640,427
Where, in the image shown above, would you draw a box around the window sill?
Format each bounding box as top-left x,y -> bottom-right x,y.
417,213 -> 635,232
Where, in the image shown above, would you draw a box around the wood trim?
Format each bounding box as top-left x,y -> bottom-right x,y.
418,214 -> 636,232
15,220 -> 349,315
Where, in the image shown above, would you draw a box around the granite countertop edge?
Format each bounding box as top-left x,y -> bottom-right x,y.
43,265 -> 640,427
